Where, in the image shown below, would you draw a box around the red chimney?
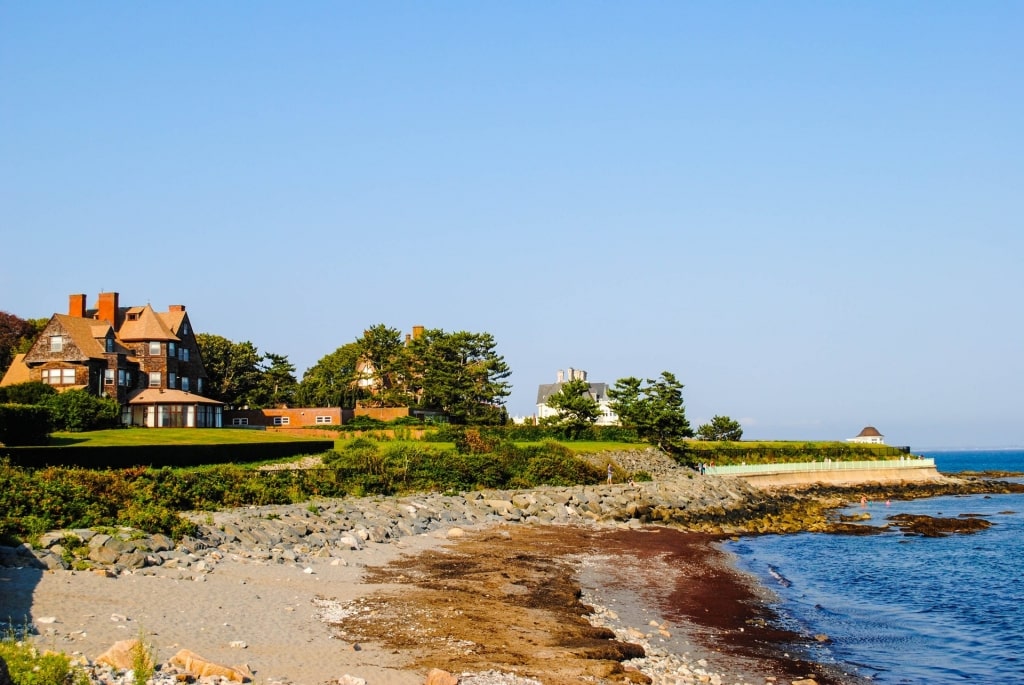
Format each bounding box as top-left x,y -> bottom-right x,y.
69,293 -> 86,318
168,305 -> 185,312
97,292 -> 120,327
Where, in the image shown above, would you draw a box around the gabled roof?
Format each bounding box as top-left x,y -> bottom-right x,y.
536,381 -> 610,404
856,426 -> 883,437
51,314 -> 111,360
0,354 -> 30,385
118,305 -> 180,342
160,308 -> 188,336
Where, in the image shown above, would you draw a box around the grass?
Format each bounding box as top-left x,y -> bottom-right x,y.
514,440 -> 643,454
48,427 -> 323,447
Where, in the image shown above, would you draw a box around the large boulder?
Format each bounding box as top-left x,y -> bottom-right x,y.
95,638 -> 154,672
169,649 -> 250,682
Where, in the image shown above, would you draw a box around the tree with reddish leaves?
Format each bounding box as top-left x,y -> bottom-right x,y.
0,311 -> 38,376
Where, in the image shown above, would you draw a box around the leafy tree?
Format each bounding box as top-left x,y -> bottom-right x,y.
696,415 -> 744,441
407,329 -> 511,425
0,311 -> 37,375
356,324 -> 413,407
543,378 -> 601,438
0,381 -> 56,405
42,389 -> 120,432
248,352 -> 299,408
195,333 -> 263,407
608,371 -> 694,462
296,342 -> 364,408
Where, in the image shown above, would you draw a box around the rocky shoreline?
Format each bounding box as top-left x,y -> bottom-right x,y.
3,453 -> 1022,685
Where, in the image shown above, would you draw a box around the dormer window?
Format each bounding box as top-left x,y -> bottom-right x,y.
105,337 -> 115,353
127,312 -> 139,321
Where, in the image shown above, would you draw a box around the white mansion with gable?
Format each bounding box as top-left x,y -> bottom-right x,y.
535,368 -> 619,426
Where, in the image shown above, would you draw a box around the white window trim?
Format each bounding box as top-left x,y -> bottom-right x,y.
272,416 -> 291,426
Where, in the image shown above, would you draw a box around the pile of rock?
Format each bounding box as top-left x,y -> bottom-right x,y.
3,472 -> 781,574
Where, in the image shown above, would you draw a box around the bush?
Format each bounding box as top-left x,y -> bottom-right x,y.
0,632 -> 89,685
41,390 -> 120,432
0,381 -> 56,405
0,404 -> 53,446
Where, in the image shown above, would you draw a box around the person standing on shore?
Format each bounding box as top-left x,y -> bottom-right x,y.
607,464 -> 613,485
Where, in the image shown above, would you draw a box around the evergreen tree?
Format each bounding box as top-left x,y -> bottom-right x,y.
608,371 -> 694,462
543,378 -> 601,438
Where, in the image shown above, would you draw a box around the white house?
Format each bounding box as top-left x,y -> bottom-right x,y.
847,426 -> 885,444
536,368 -> 619,426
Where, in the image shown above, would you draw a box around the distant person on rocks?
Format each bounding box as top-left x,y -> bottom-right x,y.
607,464 -> 613,485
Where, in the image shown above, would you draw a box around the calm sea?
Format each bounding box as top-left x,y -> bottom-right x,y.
725,449 -> 1024,684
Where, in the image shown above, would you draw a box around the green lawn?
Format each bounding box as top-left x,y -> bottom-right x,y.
48,427 -> 325,447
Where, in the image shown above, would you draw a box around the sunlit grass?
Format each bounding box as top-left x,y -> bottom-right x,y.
49,427 -> 323,446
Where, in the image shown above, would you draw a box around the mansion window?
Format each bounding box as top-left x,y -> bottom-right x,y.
149,372 -> 161,388
315,415 -> 333,424
49,335 -> 64,353
181,376 -> 190,392
105,337 -> 115,353
149,341 -> 162,355
105,369 -> 114,385
232,418 -> 249,426
169,372 -> 177,389
118,369 -> 127,386
198,378 -> 204,394
169,342 -> 176,357
272,416 -> 290,426
42,368 -> 76,385
179,348 -> 189,362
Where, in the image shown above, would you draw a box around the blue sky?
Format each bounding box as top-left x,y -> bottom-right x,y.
2,3 -> 1021,448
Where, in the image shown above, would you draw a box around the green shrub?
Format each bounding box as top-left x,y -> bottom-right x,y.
0,633 -> 89,685
0,404 -> 52,446
0,381 -> 57,405
41,390 -> 120,432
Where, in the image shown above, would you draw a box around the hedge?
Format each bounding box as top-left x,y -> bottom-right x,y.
0,440 -> 335,469
0,404 -> 53,446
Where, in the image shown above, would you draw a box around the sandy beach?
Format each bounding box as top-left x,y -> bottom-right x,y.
1,519 -> 862,685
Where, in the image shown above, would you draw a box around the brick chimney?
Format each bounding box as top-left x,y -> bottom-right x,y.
68,293 -> 87,318
168,304 -> 185,312
97,292 -> 120,327
412,325 -> 425,340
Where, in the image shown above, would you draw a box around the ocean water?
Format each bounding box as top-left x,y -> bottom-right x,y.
725,449 -> 1024,684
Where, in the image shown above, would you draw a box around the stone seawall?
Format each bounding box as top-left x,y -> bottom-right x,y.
738,465 -> 944,488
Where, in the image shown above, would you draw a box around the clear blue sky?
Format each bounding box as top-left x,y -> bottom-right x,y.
2,3 -> 1021,448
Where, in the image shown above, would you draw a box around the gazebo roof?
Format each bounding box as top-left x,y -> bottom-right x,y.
856,426 -> 883,437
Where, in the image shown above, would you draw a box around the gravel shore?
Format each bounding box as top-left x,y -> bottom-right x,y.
1,457 -> 881,685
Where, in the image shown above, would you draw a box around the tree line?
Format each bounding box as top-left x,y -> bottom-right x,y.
160,325 -> 511,425
543,371 -> 743,460
3,309 -> 743,437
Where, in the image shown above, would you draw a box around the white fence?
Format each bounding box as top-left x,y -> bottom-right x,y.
705,457 -> 935,477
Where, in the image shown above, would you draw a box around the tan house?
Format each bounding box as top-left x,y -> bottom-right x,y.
847,426 -> 885,444
0,292 -> 222,427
